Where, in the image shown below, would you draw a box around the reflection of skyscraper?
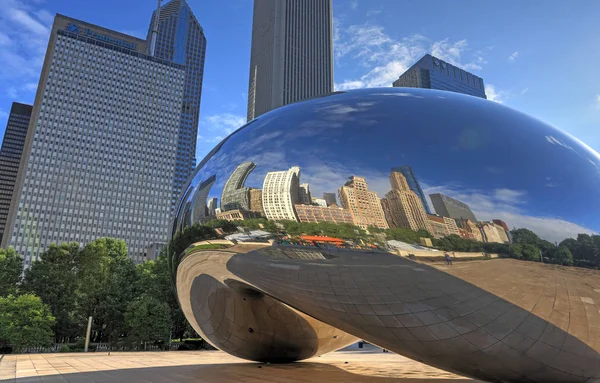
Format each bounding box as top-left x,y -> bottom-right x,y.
247,0 -> 334,121
221,161 -> 256,211
430,193 -> 477,221
207,198 -> 218,217
323,192 -> 337,207
392,54 -> 487,99
339,176 -> 388,230
262,166 -> 300,221
298,183 -> 312,205
190,175 -> 216,224
295,205 -> 353,225
248,188 -> 264,215
493,219 -> 512,243
427,214 -> 460,238
456,219 -> 483,242
391,166 -> 431,214
380,197 -> 394,228
386,172 -> 431,233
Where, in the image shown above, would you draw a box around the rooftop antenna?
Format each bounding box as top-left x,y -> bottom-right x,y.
150,0 -> 161,56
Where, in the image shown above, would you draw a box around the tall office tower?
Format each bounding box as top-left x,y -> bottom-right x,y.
2,15 -> 185,264
430,193 -> 477,222
147,0 -> 207,205
323,192 -> 337,207
338,176 -> 388,230
391,166 -> 431,214
380,197 -> 394,228
262,166 -> 300,221
298,183 -> 312,205
0,103 -> 32,242
392,54 -> 486,99
221,161 -> 256,211
385,172 -> 431,233
246,0 -> 334,121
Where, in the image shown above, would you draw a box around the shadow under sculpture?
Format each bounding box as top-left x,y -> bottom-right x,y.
171,88 -> 600,383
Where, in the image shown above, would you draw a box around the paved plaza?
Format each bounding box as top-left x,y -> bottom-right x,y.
0,350 -> 482,382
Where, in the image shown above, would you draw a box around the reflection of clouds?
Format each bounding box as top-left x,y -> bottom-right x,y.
545,135 -> 573,150
371,92 -> 424,99
423,183 -> 595,243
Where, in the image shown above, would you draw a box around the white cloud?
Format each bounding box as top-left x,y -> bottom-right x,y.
350,0 -> 358,10
198,113 -> 245,143
423,183 -> 594,243
508,51 -> 519,61
521,88 -> 529,95
596,94 -> 600,108
334,23 -> 486,90
0,0 -> 52,101
485,84 -> 508,103
366,9 -> 382,17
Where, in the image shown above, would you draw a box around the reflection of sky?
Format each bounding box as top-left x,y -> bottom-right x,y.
180,88 -> 600,242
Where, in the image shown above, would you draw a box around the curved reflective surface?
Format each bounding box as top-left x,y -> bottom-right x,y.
171,88 -> 600,383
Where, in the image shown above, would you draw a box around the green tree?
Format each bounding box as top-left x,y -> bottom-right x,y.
511,228 -> 540,246
125,294 -> 171,345
21,243 -> 80,341
0,294 -> 55,349
521,244 -> 541,261
549,246 -> 573,266
95,257 -> 139,346
0,248 -> 23,297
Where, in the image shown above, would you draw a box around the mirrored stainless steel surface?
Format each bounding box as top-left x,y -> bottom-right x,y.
171,88 -> 600,383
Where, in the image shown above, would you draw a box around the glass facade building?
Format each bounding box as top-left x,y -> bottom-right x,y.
393,54 -> 487,99
147,0 -> 207,207
0,103 -> 32,242
3,15 -> 185,264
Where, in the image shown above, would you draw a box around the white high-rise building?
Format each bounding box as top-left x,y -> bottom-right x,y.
262,166 -> 300,221
2,15 -> 185,264
246,0 -> 334,121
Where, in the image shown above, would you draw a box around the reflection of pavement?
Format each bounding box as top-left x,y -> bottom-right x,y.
0,350 -> 482,382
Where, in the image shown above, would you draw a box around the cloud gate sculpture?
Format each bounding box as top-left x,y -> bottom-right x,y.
170,89 -> 600,382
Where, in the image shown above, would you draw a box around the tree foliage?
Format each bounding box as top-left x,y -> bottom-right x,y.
125,294 -> 171,344
0,248 -> 23,297
0,294 -> 55,349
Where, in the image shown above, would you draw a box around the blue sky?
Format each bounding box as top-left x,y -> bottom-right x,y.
1,0 -> 600,165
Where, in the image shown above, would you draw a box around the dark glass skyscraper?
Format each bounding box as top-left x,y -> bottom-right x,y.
147,0 -> 207,207
393,54 -> 486,99
391,166 -> 432,214
0,103 -> 32,242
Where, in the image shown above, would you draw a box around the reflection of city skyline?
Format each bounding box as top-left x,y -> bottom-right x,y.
195,160 -> 512,245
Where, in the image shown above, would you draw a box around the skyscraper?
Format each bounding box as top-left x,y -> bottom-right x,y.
391,166 -> 431,214
207,197 -> 218,217
392,54 -> 486,99
338,176 -> 388,230
2,15 -> 185,264
385,172 -> 431,233
147,0 -> 207,205
430,193 -> 477,222
247,0 -> 334,121
0,103 -> 32,243
220,161 -> 256,211
262,166 -> 300,221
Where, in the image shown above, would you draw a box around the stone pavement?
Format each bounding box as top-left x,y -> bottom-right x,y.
0,350 -> 482,382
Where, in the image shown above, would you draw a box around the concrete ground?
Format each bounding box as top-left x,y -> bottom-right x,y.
0,350 -> 483,383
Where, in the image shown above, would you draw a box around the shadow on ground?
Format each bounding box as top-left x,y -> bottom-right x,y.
9,361 -> 480,383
